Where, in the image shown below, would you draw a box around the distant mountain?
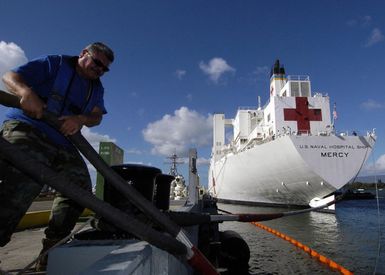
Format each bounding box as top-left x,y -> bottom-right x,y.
355,174 -> 385,183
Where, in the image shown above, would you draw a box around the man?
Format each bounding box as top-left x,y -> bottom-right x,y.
0,42 -> 114,270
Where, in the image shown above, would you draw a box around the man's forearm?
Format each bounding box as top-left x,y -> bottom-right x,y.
2,71 -> 46,119
2,72 -> 33,97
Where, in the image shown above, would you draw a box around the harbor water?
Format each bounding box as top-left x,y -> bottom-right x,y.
218,190 -> 385,275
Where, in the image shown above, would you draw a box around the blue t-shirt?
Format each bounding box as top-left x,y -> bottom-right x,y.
5,55 -> 107,147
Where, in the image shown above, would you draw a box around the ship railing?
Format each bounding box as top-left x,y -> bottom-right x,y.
334,129 -> 374,137
239,99 -> 270,111
222,144 -> 236,154
313,92 -> 328,98
232,127 -> 366,153
321,129 -> 375,138
268,130 -> 327,140
238,106 -> 258,110
286,129 -> 372,137
237,131 -> 306,152
237,135 -> 273,153
233,132 -> 241,146
368,128 -> 376,138
228,128 -> 374,155
287,75 -> 310,81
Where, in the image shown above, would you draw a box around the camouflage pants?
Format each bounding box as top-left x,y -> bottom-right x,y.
0,120 -> 91,246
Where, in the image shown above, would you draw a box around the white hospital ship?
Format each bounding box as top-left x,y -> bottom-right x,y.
208,60 -> 376,207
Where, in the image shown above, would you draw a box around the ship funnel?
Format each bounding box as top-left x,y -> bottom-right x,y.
274,59 -> 280,74
270,59 -> 285,77
269,59 -> 287,97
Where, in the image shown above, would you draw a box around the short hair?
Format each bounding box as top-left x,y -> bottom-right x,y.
86,42 -> 114,63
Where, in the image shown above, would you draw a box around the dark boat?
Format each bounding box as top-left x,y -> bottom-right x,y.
340,189 -> 375,200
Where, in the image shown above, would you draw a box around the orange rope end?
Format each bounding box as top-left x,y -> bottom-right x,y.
340,267 -> 354,275
187,246 -> 219,275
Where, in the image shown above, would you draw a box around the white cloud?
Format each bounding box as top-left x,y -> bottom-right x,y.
345,17 -> 384,48
169,156 -> 208,167
346,15 -> 372,27
252,66 -> 269,82
197,157 -> 210,166
363,154 -> 385,175
0,41 -> 28,90
361,16 -> 373,27
360,99 -> 384,110
199,57 -> 235,83
375,155 -> 385,170
137,108 -> 145,117
126,148 -> 143,155
81,126 -> 116,151
143,107 -> 212,156
365,28 -> 384,47
253,66 -> 269,76
175,69 -> 186,80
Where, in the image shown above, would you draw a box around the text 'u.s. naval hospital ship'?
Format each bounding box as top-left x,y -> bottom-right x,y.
208,60 -> 376,208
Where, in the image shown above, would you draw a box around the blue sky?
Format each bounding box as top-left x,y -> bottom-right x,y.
0,0 -> 385,186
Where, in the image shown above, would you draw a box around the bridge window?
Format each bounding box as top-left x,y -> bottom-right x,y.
300,82 -> 310,97
290,82 -> 300,96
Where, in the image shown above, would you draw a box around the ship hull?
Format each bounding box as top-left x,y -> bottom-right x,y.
209,135 -> 375,206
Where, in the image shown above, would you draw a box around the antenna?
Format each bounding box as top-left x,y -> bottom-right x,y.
164,153 -> 184,176
258,96 -> 261,110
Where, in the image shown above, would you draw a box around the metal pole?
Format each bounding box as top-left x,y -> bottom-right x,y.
187,148 -> 199,205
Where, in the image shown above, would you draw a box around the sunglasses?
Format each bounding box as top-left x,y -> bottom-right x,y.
87,51 -> 109,72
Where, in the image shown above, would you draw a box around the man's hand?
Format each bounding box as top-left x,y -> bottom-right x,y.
58,107 -> 103,136
19,89 -> 46,119
2,71 -> 46,119
58,115 -> 85,136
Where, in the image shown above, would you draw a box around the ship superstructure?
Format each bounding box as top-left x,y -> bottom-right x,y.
208,60 -> 376,206
165,153 -> 188,200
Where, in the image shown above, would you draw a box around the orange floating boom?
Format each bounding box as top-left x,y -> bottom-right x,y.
251,222 -> 354,275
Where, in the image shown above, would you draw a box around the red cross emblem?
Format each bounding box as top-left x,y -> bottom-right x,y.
283,97 -> 322,133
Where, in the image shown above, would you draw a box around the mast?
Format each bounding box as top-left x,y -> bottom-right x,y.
165,153 -> 184,176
